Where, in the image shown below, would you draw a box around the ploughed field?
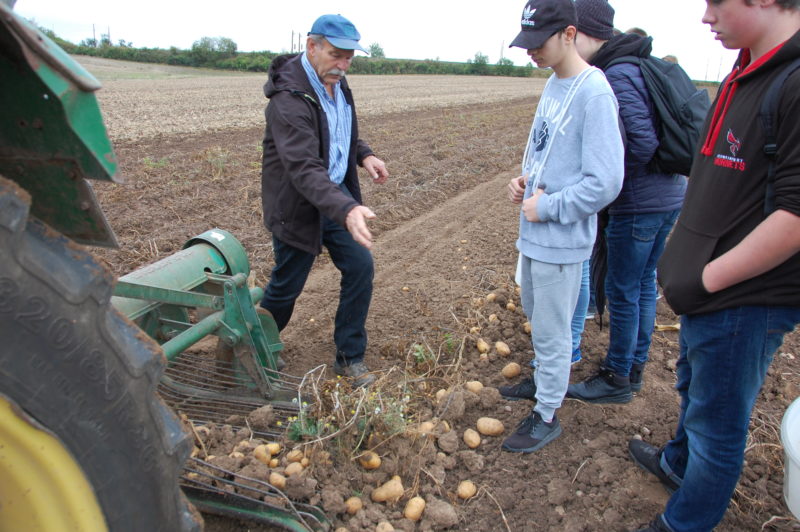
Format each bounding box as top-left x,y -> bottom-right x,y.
84,56 -> 799,531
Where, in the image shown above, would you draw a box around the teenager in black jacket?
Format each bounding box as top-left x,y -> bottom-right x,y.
630,2 -> 800,531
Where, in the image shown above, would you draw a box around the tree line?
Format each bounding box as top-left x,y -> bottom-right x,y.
40,27 -> 544,78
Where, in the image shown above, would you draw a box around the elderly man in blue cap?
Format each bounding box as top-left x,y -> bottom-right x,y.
259,14 -> 389,387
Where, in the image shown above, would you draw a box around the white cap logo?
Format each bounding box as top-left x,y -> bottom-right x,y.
522,6 -> 537,26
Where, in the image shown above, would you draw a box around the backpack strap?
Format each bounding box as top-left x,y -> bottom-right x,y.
760,57 -> 800,215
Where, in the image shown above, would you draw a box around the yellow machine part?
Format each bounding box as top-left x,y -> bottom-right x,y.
0,395 -> 107,531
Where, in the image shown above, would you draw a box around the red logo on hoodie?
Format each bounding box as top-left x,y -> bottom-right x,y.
726,129 -> 742,157
713,129 -> 747,172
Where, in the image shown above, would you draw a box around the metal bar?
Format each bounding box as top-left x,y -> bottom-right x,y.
114,280 -> 221,309
160,310 -> 223,361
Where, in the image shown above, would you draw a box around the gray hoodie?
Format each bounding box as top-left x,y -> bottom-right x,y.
517,67 -> 624,264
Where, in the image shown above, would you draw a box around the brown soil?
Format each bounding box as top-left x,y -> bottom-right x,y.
90,77 -> 799,532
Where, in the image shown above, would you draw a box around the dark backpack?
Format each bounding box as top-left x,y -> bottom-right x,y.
760,57 -> 800,215
607,56 -> 711,176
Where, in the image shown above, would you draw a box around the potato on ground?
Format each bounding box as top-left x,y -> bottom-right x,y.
458,480 -> 478,499
345,496 -> 363,515
404,496 -> 426,521
463,428 -> 481,449
371,475 -> 404,503
476,417 -> 505,436
502,362 -> 521,378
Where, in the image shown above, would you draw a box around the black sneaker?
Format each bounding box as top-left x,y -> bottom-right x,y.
630,363 -> 645,393
502,411 -> 562,453
333,360 -> 376,388
566,367 -> 632,404
628,439 -> 681,494
633,515 -> 673,532
499,375 -> 536,401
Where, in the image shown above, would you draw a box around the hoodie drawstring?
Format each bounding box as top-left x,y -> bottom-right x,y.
699,43 -> 787,158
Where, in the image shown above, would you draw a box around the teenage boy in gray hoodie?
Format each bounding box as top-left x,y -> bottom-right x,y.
502,0 -> 624,453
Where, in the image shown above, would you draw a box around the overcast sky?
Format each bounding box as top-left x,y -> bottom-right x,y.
15,0 -> 739,81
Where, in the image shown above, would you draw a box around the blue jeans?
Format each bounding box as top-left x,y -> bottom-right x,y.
260,216 -> 374,365
571,259 -> 590,357
604,210 -> 679,376
659,306 -> 800,531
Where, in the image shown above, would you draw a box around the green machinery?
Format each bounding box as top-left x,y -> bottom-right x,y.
0,2 -> 327,530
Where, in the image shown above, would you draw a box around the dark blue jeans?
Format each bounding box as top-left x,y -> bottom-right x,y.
604,210 -> 679,376
260,216 -> 374,365
660,306 -> 800,531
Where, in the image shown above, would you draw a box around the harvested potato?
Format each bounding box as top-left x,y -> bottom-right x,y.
458,480 -> 478,499
269,458 -> 279,468
523,322 -> 532,334
502,362 -> 521,378
486,293 -> 497,302
269,472 -> 286,489
190,446 -> 200,458
359,451 -> 382,470
495,341 -> 511,357
507,302 -> 517,312
376,522 -> 395,532
371,475 -> 404,503
228,451 -> 244,459
463,428 -> 481,449
286,449 -> 304,463
476,338 -> 490,354
435,388 -> 448,402
476,417 -> 505,436
234,440 -> 252,452
300,457 -> 310,467
469,326 -> 481,334
284,462 -> 304,476
345,496 -> 363,515
418,421 -> 436,435
265,442 -> 281,456
253,444 -> 271,465
464,380 -> 484,394
488,314 -> 499,323
404,496 -> 426,521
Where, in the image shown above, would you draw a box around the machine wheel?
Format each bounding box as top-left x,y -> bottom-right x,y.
0,178 -> 202,531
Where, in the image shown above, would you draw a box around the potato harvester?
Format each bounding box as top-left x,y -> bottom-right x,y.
0,2 -> 328,530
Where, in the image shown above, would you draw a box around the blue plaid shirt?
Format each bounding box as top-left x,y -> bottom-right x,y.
301,52 -> 353,185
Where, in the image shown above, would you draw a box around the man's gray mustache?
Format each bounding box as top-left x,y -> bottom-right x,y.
327,68 -> 346,77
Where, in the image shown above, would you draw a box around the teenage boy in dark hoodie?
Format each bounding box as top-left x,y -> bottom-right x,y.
627,1 -> 800,531
566,0 -> 686,403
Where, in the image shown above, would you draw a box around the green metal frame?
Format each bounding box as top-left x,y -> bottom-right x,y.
0,2 -> 117,246
111,231 -> 286,398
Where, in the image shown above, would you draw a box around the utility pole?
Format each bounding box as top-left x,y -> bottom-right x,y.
291,30 -> 294,53
92,24 -> 96,46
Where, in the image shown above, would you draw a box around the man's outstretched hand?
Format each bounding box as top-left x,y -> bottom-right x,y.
346,205 -> 377,249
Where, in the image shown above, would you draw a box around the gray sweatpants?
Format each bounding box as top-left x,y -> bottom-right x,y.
519,256 -> 582,422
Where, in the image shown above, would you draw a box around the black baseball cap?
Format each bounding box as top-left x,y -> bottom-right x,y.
510,0 -> 578,50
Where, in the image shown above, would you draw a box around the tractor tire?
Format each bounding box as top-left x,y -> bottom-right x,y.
0,178 -> 202,531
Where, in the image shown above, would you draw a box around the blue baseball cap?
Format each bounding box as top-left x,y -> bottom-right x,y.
308,14 -> 368,53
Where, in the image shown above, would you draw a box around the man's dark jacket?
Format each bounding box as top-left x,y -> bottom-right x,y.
658,30 -> 800,315
261,53 -> 374,255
